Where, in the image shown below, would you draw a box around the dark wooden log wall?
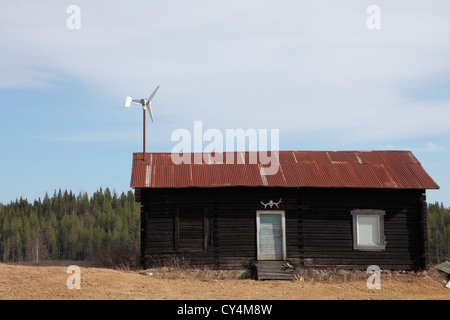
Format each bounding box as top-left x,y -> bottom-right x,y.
139,187 -> 302,269
301,188 -> 427,270
213,188 -> 301,269
138,187 -> 427,270
139,190 -> 216,267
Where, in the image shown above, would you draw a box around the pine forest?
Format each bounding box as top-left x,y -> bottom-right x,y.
0,188 -> 140,267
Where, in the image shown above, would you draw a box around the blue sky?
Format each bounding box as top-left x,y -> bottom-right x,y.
1,0 -> 449,205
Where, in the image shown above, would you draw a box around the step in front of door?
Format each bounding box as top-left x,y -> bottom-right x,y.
253,261 -> 295,280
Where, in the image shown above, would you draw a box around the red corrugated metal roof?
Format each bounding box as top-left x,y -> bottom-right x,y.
130,151 -> 439,190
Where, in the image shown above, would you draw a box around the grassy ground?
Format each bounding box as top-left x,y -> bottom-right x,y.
0,261 -> 448,300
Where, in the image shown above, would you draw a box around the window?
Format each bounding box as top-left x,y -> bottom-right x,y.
175,207 -> 211,252
351,210 -> 385,251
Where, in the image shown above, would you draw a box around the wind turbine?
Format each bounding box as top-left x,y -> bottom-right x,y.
125,85 -> 160,160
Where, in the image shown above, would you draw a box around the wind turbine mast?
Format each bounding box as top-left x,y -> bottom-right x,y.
125,85 -> 160,160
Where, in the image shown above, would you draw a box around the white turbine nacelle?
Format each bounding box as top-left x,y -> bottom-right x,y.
125,96 -> 133,107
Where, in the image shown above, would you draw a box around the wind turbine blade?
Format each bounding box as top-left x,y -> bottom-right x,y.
147,85 -> 160,102
147,103 -> 154,122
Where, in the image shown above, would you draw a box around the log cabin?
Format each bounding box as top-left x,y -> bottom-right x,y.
130,150 -> 439,276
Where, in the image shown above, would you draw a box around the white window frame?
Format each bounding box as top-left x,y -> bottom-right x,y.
351,209 -> 386,251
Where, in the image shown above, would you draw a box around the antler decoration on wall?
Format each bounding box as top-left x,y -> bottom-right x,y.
260,198 -> 282,209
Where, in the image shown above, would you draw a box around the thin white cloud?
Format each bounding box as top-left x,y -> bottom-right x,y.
2,1 -> 450,145
380,142 -> 448,153
416,142 -> 448,153
34,128 -> 141,143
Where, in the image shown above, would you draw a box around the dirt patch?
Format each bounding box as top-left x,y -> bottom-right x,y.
0,262 -> 448,300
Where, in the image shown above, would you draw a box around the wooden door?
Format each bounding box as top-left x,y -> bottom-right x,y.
257,211 -> 286,260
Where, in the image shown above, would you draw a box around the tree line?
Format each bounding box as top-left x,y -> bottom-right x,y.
0,188 -> 140,267
0,191 -> 448,266
427,202 -> 450,264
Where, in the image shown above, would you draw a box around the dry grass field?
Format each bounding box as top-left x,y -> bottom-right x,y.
0,261 -> 448,300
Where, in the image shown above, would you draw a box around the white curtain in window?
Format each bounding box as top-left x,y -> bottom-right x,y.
357,216 -> 379,245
